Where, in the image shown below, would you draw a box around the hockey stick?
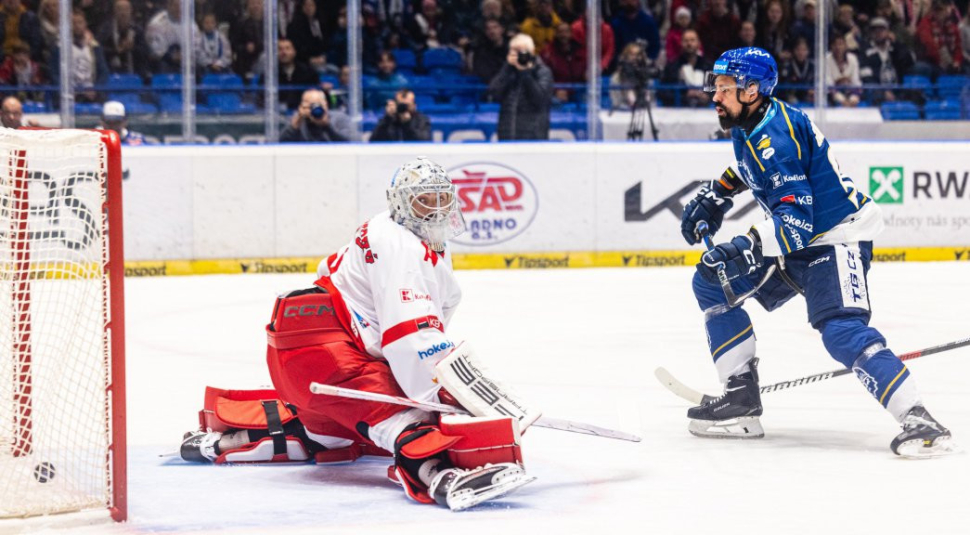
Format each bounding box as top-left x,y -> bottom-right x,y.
695,221 -> 776,310
309,382 -> 642,443
655,335 -> 970,405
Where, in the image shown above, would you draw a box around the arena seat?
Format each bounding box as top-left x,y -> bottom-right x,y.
924,99 -> 962,121
880,101 -> 920,120
936,75 -> 969,100
423,48 -> 462,73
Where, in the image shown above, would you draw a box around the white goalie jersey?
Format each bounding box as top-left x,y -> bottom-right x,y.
319,211 -> 462,404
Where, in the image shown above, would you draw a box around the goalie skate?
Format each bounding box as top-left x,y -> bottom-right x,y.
429,463 -> 536,512
891,406 -> 959,459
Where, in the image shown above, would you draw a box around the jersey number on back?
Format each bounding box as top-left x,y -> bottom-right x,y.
811,120 -> 862,210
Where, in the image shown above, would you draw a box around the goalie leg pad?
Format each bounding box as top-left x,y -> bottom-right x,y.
389,416 -> 527,505
434,341 -> 541,430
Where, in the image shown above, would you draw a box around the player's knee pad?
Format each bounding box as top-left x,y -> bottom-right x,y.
818,317 -> 886,369
390,415 -> 524,504
692,269 -> 726,312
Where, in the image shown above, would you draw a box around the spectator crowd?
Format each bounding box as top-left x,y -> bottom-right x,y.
0,0 -> 968,140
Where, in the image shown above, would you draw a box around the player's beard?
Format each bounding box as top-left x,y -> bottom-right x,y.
716,105 -> 742,130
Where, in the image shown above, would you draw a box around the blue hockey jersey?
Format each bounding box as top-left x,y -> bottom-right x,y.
730,98 -> 882,257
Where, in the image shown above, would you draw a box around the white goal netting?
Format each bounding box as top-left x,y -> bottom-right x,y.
0,130 -> 119,519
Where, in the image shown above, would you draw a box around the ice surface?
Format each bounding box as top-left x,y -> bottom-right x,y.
4,263 -> 969,534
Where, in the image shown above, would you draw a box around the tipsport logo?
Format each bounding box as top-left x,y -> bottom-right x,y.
869,166 -> 904,204
449,162 -> 538,246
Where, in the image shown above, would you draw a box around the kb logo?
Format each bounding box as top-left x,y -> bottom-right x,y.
869,166 -> 904,204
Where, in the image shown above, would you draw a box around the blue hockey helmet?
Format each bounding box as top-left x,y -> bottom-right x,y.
704,47 -> 778,97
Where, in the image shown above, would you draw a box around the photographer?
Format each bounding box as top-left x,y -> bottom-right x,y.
370,89 -> 432,142
609,42 -> 653,110
280,88 -> 351,143
488,33 -> 553,141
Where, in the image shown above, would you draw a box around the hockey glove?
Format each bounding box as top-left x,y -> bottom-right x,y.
681,187 -> 734,245
697,233 -> 764,284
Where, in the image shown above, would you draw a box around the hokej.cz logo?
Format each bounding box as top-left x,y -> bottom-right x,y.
418,340 -> 454,360
448,162 -> 538,246
869,166 -> 904,204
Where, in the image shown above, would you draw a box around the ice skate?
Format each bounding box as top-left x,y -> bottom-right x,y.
687,359 -> 764,439
429,463 -> 536,512
179,430 -> 222,463
891,406 -> 957,459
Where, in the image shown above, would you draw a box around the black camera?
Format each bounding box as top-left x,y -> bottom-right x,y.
516,51 -> 534,67
620,55 -> 660,86
310,104 -> 326,119
395,101 -> 410,114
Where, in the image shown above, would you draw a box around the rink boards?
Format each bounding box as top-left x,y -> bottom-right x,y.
115,142 -> 970,275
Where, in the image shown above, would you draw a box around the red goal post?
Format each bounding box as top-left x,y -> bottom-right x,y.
0,128 -> 126,521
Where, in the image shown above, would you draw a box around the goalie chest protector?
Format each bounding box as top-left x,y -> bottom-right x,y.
266,287 -> 352,350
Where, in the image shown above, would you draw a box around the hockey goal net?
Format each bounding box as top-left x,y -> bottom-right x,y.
0,129 -> 125,521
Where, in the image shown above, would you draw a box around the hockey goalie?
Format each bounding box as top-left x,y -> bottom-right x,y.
180,157 -> 538,511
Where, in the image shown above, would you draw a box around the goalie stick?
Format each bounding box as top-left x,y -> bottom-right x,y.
309,383 -> 642,443
655,335 -> 970,405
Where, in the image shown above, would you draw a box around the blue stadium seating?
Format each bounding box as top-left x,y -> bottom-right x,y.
924,99 -> 962,120
393,48 -> 417,71
936,75 -> 969,100
158,93 -> 183,113
201,73 -> 244,88
423,48 -> 462,73
107,73 -> 144,89
151,73 -> 182,88
75,103 -> 103,115
22,101 -> 46,113
902,75 -> 932,98
204,93 -> 256,114
319,73 -> 340,86
881,101 -> 920,120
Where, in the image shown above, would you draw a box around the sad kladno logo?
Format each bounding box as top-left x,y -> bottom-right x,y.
449,162 -> 538,245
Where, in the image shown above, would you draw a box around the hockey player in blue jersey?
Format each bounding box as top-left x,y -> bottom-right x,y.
680,47 -> 954,457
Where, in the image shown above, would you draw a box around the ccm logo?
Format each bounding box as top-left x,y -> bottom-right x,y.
284,305 -> 334,317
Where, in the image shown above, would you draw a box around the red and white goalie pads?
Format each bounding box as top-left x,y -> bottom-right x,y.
434,341 -> 541,430
198,387 -> 389,464
199,387 -> 311,464
391,415 -> 525,503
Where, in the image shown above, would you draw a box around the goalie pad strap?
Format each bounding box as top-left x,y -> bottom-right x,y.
262,400 -> 287,457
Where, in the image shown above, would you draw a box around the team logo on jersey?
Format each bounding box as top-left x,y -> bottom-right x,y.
852,366 -> 879,398
400,288 -> 432,303
448,162 -> 538,246
761,147 -> 775,160
756,135 -> 771,150
869,166 -> 904,204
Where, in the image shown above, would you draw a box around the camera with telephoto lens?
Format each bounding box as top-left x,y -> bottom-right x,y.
395,101 -> 410,115
310,104 -> 326,119
516,51 -> 534,67
619,53 -> 660,87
